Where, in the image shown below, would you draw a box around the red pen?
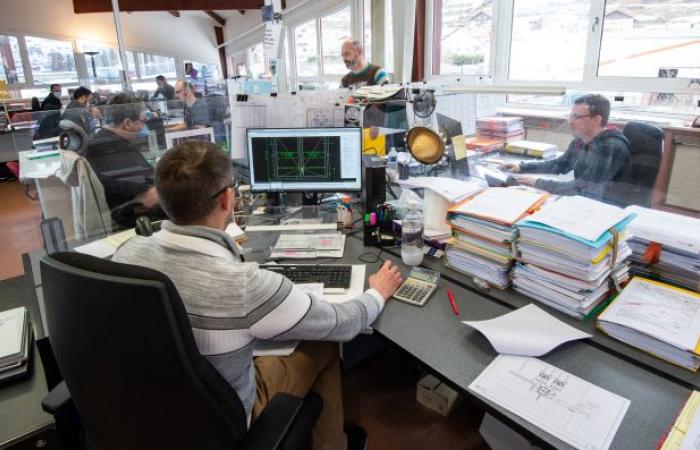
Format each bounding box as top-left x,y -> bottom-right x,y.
446,288 -> 459,316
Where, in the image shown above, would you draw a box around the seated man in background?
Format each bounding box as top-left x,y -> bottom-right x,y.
40,84 -> 62,111
500,94 -> 632,205
114,141 -> 403,450
61,86 -> 101,135
84,93 -> 161,229
168,80 -> 210,131
152,75 -> 175,101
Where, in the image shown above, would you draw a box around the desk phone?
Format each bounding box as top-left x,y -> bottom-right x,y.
393,267 -> 440,306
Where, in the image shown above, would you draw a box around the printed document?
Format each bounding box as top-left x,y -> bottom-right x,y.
451,188 -> 546,225
462,304 -> 591,356
526,196 -> 629,242
270,233 -> 345,258
598,277 -> 700,352
626,205 -> 700,254
469,355 -> 630,450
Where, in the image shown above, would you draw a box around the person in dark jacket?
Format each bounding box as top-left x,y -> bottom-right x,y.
61,86 -> 100,135
84,93 -> 162,229
500,94 -> 632,205
40,84 -> 62,111
151,75 -> 175,101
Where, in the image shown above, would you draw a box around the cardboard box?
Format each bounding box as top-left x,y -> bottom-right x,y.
416,374 -> 462,417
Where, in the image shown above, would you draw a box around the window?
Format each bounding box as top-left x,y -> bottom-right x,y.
0,35 -> 25,84
598,1 -> 700,79
321,7 -> 352,75
509,0 -> 590,81
384,0 -> 394,74
82,42 -> 136,82
363,0 -> 372,62
434,0 -> 491,75
138,53 -> 176,79
295,19 -> 319,77
248,43 -> 266,79
26,36 -> 78,84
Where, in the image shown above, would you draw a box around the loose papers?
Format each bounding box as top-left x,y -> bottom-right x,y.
469,355 -> 630,450
462,304 -> 591,356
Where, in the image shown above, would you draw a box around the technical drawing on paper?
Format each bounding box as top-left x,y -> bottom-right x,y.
469,355 -> 630,450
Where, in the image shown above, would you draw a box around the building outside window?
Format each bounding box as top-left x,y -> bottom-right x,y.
26,36 -> 78,84
321,7 -> 352,75
435,0 -> 491,75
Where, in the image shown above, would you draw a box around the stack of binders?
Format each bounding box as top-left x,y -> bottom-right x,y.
475,116 -> 524,142
513,196 -> 635,319
445,188 -> 548,289
625,206 -> 700,292
504,140 -> 557,159
0,306 -> 32,383
598,277 -> 700,371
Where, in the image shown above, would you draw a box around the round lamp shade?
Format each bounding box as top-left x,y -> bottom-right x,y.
406,126 -> 444,165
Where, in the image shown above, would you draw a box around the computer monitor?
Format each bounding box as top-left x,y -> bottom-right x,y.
247,127 -> 362,193
437,113 -> 464,140
165,127 -> 215,149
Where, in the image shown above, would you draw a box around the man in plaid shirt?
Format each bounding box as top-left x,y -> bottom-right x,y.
501,94 -> 631,205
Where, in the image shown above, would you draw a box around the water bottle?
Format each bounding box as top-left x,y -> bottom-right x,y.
387,147 -> 398,171
401,201 -> 424,266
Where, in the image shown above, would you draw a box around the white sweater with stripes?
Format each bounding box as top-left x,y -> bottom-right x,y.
113,221 -> 385,417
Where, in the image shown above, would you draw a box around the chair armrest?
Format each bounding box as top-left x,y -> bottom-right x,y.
237,392 -> 303,450
41,380 -> 74,416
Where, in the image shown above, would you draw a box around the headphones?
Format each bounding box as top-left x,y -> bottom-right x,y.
58,119 -> 89,154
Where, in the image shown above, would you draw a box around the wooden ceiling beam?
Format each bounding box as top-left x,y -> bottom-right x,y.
73,0 -> 263,14
204,10 -> 226,26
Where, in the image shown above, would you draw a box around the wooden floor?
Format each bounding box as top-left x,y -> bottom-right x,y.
0,180 -> 42,280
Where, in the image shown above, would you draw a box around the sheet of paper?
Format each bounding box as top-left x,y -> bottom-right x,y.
526,196 -> 629,242
398,176 -> 486,203
245,223 -> 337,232
0,307 -> 26,359
452,135 -> 467,160
452,188 -> 545,225
681,405 -> 700,450
269,233 -> 345,259
463,304 -> 592,356
75,229 -> 137,258
469,355 -> 630,450
599,278 -> 700,352
626,205 -> 700,254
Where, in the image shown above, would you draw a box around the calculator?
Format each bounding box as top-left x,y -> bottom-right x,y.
393,267 -> 440,306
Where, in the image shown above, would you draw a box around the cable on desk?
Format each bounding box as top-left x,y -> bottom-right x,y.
358,248 -> 384,264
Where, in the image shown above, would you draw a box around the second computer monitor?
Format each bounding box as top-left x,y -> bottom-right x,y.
247,127 -> 362,192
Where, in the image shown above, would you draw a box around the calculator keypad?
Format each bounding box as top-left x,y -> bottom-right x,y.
394,280 -> 435,306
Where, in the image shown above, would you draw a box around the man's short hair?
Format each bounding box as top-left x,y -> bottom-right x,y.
343,40 -> 363,51
155,141 -> 232,224
155,75 -> 166,82
49,83 -> 61,91
574,94 -> 611,126
105,93 -> 144,126
73,86 -> 92,100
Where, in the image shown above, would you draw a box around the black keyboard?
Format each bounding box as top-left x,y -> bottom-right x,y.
260,264 -> 352,289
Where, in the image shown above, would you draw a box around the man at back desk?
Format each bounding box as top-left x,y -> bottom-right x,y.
500,94 -> 632,205
168,80 -> 210,131
113,141 -> 403,450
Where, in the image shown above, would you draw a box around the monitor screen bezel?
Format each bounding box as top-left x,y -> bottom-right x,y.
246,126 -> 363,193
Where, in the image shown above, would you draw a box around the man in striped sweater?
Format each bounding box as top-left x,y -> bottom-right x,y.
113,141 -> 403,450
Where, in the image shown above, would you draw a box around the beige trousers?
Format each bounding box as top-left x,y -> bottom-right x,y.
254,341 -> 347,450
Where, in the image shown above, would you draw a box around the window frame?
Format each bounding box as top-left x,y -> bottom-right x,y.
428,0 -> 699,94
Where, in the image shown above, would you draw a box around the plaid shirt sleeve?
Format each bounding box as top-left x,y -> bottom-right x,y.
533,135 -> 630,198
519,140 -> 578,175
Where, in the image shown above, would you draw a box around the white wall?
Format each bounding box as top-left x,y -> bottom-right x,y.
0,0 -> 219,63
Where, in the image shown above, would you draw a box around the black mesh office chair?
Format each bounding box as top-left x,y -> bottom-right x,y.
618,121 -> 664,207
39,252 -> 321,450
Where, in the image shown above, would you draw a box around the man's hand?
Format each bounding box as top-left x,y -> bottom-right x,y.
135,186 -> 159,209
513,175 -> 538,187
497,162 -> 521,173
369,260 -> 403,301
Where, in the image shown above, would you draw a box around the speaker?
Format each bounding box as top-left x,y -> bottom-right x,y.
362,155 -> 386,213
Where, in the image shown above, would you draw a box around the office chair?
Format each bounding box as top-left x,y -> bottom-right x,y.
39,252 -> 321,450
619,121 -> 664,207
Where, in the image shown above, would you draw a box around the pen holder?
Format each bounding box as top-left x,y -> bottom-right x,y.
363,224 -> 380,246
